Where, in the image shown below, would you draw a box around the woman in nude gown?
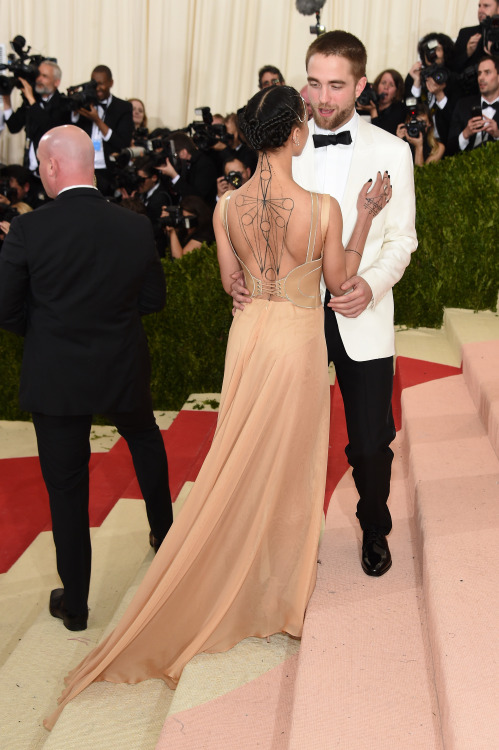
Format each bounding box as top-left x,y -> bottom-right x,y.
45,85 -> 391,729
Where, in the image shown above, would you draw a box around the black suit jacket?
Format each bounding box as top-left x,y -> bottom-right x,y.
5,90 -> 71,160
454,25 -> 484,74
447,94 -> 499,155
77,96 -> 134,169
0,187 -> 166,415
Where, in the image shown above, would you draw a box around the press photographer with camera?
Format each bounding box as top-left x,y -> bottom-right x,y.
216,151 -> 252,199
72,65 -> 134,195
156,131 -> 218,208
160,195 -> 214,259
396,102 -> 445,165
0,164 -> 45,209
405,33 -> 460,147
3,54 -> 69,183
356,69 -> 406,134
454,0 -> 499,81
446,55 -> 499,154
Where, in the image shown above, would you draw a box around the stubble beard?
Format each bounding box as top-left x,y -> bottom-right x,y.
310,101 -> 355,132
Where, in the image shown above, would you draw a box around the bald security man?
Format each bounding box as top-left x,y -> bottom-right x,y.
0,125 -> 173,631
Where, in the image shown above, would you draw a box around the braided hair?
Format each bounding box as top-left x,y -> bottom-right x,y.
238,85 -> 306,151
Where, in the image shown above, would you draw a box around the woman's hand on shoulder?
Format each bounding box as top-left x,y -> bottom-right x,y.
356,171 -> 392,220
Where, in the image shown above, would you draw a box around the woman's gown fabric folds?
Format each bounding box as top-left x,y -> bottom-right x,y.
45,192 -> 330,730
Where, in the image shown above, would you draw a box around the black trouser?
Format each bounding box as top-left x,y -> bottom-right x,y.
324,300 -> 395,535
32,406 -> 173,617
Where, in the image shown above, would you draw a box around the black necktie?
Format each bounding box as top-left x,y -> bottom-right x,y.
313,132 -> 352,147
482,101 -> 498,110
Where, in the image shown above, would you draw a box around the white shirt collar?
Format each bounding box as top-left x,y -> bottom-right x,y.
57,184 -> 98,196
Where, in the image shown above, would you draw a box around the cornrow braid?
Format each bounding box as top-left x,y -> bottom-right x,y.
238,85 -> 305,152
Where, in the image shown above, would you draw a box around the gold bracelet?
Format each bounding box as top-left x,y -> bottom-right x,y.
345,249 -> 362,258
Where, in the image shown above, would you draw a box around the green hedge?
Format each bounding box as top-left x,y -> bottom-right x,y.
393,142 -> 499,327
0,144 -> 497,418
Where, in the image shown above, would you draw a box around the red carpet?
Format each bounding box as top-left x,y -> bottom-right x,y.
0,358 -> 461,573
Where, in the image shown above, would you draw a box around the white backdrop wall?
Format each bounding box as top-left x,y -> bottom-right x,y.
0,0 -> 478,164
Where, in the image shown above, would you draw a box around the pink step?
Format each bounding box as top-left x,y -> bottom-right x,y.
462,339 -> 499,458
402,373 -> 499,749
155,655 -> 299,749
287,454 -> 443,750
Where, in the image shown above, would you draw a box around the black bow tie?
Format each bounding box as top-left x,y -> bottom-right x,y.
313,131 -> 352,147
98,100 -> 109,110
482,100 -> 498,110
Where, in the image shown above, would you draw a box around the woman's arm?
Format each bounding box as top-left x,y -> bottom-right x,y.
213,201 -> 242,294
425,141 -> 445,163
322,173 -> 392,296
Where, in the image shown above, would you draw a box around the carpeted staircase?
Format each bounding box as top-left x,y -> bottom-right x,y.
0,308 -> 498,750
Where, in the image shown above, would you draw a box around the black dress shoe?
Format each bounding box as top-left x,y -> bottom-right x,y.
149,531 -> 161,554
361,530 -> 392,577
49,588 -> 88,631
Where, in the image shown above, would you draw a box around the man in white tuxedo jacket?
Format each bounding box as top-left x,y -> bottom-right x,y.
293,31 -> 417,576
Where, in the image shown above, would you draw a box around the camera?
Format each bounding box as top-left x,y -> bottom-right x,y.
403,97 -> 427,139
481,14 -> 499,55
225,171 -> 243,189
0,203 -> 20,224
419,39 -> 449,86
159,206 -> 197,230
0,35 -> 47,96
420,64 -> 449,86
187,107 -> 233,151
60,80 -> 99,111
0,176 -> 18,205
357,83 -> 382,107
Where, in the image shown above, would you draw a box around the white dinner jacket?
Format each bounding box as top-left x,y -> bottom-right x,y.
292,117 -> 417,362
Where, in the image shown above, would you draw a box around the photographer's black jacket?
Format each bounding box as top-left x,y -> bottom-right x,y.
454,25 -> 484,75
76,96 -> 134,169
172,150 -> 217,208
5,90 -> 70,163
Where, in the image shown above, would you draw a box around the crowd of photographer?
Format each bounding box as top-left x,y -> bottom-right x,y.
0,2 -> 498,253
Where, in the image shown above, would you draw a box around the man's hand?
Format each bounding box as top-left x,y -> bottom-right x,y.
463,114 -> 485,139
327,276 -> 373,318
217,175 -> 229,198
156,158 -> 178,180
18,77 -> 35,106
482,114 -> 499,139
230,270 -> 251,314
425,77 -> 446,100
467,32 -> 482,57
408,61 -> 422,88
78,104 -> 101,123
0,220 -> 11,236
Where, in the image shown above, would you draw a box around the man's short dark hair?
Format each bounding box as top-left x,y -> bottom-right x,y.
222,149 -> 251,171
5,164 -> 31,186
258,65 -> 285,88
92,65 -> 113,80
134,157 -> 157,179
305,30 -> 367,81
479,55 -> 499,74
170,132 -> 197,155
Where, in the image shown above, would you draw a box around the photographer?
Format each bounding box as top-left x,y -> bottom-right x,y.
3,60 -> 69,180
133,156 -> 172,255
396,103 -> 445,165
0,164 -> 45,209
161,195 -> 214,259
447,56 -> 499,154
72,65 -> 134,195
216,151 -> 252,199
156,131 -> 217,208
405,33 -> 460,147
357,69 -> 406,134
454,0 -> 499,80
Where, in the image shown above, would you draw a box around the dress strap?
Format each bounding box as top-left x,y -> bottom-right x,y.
320,193 -> 330,247
305,192 -> 319,263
